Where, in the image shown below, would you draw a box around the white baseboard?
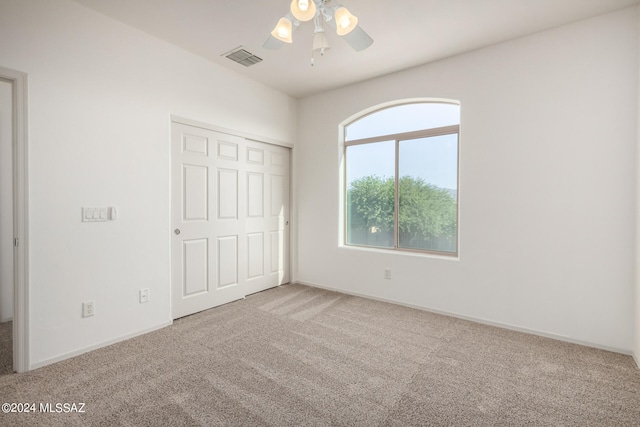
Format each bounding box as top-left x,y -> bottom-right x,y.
633,352 -> 640,370
0,316 -> 13,323
295,280 -> 632,356
30,320 -> 173,370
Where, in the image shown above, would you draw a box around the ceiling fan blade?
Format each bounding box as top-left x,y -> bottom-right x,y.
263,34 -> 286,50
324,17 -> 373,52
341,25 -> 373,51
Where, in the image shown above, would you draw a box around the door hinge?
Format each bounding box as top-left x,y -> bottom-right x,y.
14,238 -> 19,247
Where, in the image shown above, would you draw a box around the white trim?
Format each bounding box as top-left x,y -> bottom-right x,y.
30,320 -> 173,370
633,353 -> 639,370
289,139 -> 298,283
296,280 -> 633,356
338,243 -> 460,261
170,115 -> 293,148
341,97 -> 461,131
339,98 -> 461,258
344,125 -> 460,147
0,66 -> 29,373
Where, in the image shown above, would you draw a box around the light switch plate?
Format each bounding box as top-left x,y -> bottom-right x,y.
82,207 -> 111,222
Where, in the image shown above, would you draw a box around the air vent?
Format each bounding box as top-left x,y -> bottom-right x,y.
223,47 -> 262,67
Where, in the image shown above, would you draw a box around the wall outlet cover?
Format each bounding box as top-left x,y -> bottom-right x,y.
139,288 -> 149,303
82,301 -> 95,317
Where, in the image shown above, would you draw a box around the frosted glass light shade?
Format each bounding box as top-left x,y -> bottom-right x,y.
290,0 -> 316,22
335,7 -> 358,35
271,17 -> 293,43
312,30 -> 330,54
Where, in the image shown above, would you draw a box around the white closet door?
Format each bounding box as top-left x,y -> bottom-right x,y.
244,140 -> 290,296
171,123 -> 289,319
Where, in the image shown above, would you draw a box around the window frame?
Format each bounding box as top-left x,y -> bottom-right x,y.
343,104 -> 460,257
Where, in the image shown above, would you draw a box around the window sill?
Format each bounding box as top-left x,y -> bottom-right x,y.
339,244 -> 460,261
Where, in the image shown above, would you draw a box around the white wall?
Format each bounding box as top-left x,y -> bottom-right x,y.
297,7 -> 639,352
0,0 -> 297,368
0,79 -> 12,322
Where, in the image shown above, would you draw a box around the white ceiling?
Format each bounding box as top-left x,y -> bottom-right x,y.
72,0 -> 639,98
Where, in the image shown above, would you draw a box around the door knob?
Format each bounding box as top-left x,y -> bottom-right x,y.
174,228 -> 181,235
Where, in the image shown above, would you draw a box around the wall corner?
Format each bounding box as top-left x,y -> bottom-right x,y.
634,4 -> 640,370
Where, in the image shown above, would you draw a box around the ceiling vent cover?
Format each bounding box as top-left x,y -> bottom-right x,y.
223,47 -> 262,67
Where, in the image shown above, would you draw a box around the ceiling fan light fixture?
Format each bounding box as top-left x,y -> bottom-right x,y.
334,7 -> 358,36
290,0 -> 317,22
265,1 -> 372,56
271,17 -> 293,43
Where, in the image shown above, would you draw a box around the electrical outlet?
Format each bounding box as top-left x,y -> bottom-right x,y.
139,288 -> 149,303
82,301 -> 95,317
384,269 -> 391,280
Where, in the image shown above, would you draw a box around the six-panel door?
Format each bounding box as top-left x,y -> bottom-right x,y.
171,123 -> 290,319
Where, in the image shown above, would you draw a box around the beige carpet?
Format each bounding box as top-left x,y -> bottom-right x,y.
0,320 -> 11,376
0,283 -> 638,426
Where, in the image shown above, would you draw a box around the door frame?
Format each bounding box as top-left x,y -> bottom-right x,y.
170,116 -> 293,150
0,66 -> 29,373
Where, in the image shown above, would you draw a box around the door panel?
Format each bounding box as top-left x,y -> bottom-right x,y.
182,238 -> 208,296
217,140 -> 238,160
217,169 -> 238,219
247,232 -> 264,279
183,133 -> 208,155
172,123 -> 289,319
247,173 -> 264,218
217,235 -> 238,288
270,230 -> 284,273
183,165 -> 208,221
247,147 -> 264,164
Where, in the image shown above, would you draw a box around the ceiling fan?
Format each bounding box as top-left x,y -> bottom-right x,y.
263,0 -> 373,63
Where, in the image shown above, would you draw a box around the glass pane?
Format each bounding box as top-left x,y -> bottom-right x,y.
398,134 -> 458,252
346,103 -> 460,141
346,141 -> 395,248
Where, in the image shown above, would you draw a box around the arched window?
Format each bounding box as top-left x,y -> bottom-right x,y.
344,101 -> 459,255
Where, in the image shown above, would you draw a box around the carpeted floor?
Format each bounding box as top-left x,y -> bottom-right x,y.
0,283 -> 638,426
0,320 -> 11,376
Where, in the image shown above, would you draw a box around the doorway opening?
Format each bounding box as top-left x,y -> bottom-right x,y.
0,77 -> 13,374
0,66 -> 29,373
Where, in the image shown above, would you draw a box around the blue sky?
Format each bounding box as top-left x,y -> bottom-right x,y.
345,103 -> 460,141
346,135 -> 458,190
345,103 -> 459,190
